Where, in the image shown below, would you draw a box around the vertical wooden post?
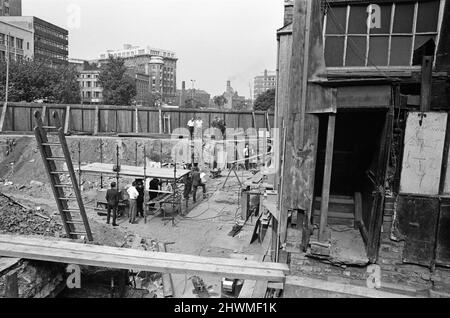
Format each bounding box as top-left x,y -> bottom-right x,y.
94,105 -> 99,136
319,113 -> 336,242
64,106 -> 71,135
421,56 -> 434,112
41,106 -> 47,124
159,109 -> 163,134
135,107 -> 139,134
5,272 -> 19,298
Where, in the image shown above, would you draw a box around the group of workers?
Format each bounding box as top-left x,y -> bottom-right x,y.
187,117 -> 204,139
104,166 -> 207,226
183,165 -> 207,206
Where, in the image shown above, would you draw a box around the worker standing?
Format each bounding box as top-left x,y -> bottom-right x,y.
183,173 -> 193,211
244,144 -> 250,170
127,181 -> 139,224
148,178 -> 161,211
187,118 -> 195,139
136,180 -> 145,218
192,167 -> 206,203
105,182 -> 120,227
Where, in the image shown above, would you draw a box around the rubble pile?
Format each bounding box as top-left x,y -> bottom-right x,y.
0,194 -> 63,236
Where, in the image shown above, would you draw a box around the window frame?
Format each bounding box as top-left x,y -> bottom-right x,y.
323,0 -> 445,69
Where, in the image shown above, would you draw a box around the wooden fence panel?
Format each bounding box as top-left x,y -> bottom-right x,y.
82,108 -> 95,133
148,111 -> 160,133
117,109 -> 134,133
225,114 -> 239,131
13,106 -> 32,131
169,111 -> 180,132
239,113 -> 253,131
70,108 -> 83,132
255,114 -> 266,130
137,109 -> 149,133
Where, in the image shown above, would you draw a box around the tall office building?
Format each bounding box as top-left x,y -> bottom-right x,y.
98,44 -> 178,105
254,70 -> 276,100
0,0 -> 22,16
0,16 -> 68,66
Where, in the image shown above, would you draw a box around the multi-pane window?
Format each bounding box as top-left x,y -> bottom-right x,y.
324,0 -> 442,67
16,38 -> 23,50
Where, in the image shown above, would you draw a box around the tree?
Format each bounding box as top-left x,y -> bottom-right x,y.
213,95 -> 228,109
98,56 -> 136,106
0,59 -> 81,104
185,98 -> 206,109
254,88 -> 276,111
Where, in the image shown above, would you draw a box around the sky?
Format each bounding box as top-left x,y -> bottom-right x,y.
23,0 -> 284,99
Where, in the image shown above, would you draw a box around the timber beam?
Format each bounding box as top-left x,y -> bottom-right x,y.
0,234 -> 288,282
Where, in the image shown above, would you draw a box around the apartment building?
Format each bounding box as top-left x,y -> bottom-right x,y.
98,44 -> 177,104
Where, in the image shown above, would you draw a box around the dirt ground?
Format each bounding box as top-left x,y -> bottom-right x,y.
0,135 -> 265,298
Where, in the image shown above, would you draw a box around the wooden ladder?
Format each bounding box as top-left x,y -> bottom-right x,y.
33,110 -> 93,241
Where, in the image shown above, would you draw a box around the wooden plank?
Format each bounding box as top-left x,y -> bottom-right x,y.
4,271 -> 19,298
93,105 -> 99,135
135,107 -> 139,134
397,195 -> 440,267
252,280 -> 268,298
285,276 -> 412,298
354,192 -> 363,230
76,163 -> 191,180
238,253 -> 266,298
0,234 -> 289,275
337,85 -> 392,108
421,56 -> 434,112
0,240 -> 285,282
41,106 -> 47,124
158,242 -> 174,298
319,114 -> 336,241
64,106 -> 71,134
238,280 -> 257,298
401,112 -> 447,195
0,257 -> 21,274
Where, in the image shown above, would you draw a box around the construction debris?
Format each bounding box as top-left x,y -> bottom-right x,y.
0,194 -> 63,237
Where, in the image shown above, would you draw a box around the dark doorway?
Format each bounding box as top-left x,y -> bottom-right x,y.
315,110 -> 387,197
313,109 -> 393,262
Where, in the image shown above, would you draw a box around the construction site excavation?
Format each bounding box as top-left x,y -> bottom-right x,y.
2,0 -> 450,302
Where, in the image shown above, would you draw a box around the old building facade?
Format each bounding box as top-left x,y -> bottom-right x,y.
254,69 -> 277,99
0,16 -> 68,66
0,18 -> 33,61
98,44 -> 177,105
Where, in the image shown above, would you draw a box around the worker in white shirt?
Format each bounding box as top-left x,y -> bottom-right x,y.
187,118 -> 195,139
127,181 -> 139,224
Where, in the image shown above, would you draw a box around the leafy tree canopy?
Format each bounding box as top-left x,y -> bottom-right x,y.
213,95 -> 228,109
254,88 -> 275,112
0,59 -> 80,104
98,56 -> 136,106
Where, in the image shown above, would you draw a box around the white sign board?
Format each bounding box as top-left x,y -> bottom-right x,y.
400,112 -> 448,196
